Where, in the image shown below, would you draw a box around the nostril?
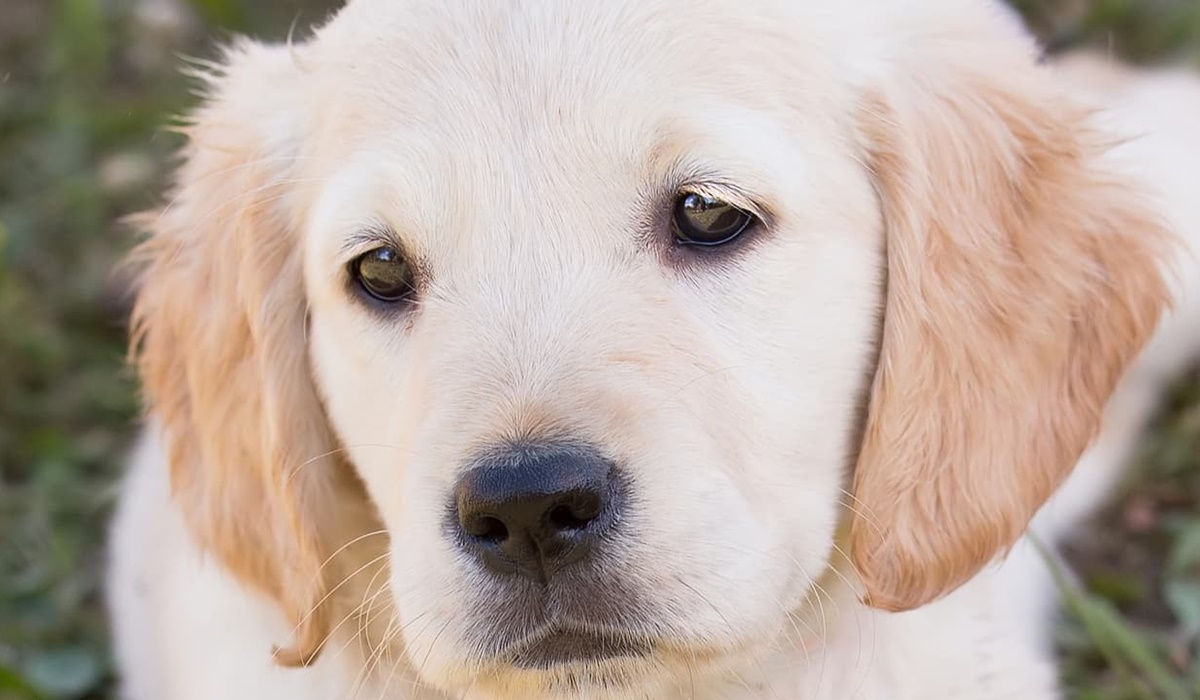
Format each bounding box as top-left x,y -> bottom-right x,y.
547,503 -> 592,531
465,514 -> 510,543
478,516 -> 509,542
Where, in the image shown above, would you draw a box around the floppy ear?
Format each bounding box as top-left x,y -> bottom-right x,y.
130,40 -> 342,664
850,21 -> 1175,611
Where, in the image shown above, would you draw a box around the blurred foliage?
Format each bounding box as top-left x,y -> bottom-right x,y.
1012,0 -> 1200,62
1057,375 -> 1200,699
0,0 -> 1196,698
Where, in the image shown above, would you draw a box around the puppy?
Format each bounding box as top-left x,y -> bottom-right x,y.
105,1 -> 1200,698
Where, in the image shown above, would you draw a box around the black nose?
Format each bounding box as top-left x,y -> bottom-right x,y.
453,444 -> 621,583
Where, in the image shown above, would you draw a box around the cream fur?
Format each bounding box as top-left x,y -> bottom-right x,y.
106,1 -> 1200,698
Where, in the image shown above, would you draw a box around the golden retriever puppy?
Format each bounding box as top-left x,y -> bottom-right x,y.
105,1 -> 1200,698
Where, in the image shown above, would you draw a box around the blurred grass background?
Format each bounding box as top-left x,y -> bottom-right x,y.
0,0 -> 1197,698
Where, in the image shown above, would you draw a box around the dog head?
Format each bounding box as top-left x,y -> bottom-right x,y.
130,0 -> 1173,695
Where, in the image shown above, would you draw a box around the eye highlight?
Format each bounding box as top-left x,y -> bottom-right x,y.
672,192 -> 756,247
351,246 -> 416,303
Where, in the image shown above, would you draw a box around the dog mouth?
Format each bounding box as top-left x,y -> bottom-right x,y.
506,626 -> 652,669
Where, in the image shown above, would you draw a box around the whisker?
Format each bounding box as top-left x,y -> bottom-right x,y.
346,616 -> 397,700
316,529 -> 389,576
340,558 -> 395,667
673,576 -> 779,699
372,651 -> 406,700
312,554 -> 397,667
288,551 -> 391,651
285,442 -> 416,484
410,617 -> 455,696
837,488 -> 885,540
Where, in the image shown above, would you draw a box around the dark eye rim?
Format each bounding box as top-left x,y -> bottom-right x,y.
670,192 -> 760,248
349,246 -> 417,304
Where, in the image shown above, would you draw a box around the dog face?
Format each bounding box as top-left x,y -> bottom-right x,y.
130,0 -> 1172,696
301,1 -> 884,691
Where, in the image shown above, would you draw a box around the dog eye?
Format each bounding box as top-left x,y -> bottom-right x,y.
672,193 -> 755,247
352,247 -> 415,302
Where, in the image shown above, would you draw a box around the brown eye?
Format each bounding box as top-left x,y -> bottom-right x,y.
672,193 -> 755,246
352,247 -> 415,302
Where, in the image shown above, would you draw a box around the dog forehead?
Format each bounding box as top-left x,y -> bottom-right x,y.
303,1 -> 878,195
299,1 -> 856,255
310,0 -> 834,129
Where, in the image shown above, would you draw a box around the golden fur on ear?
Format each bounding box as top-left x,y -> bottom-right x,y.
130,40 -> 348,665
851,31 -> 1174,611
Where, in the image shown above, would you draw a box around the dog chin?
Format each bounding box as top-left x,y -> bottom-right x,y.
443,653 -> 701,700
430,629 -> 773,700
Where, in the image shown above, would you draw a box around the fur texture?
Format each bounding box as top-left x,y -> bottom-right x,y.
106,1 -> 1200,698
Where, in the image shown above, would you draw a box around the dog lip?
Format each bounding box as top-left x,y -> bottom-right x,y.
506,626 -> 651,669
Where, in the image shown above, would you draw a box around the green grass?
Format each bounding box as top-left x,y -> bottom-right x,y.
0,1 -> 1196,698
